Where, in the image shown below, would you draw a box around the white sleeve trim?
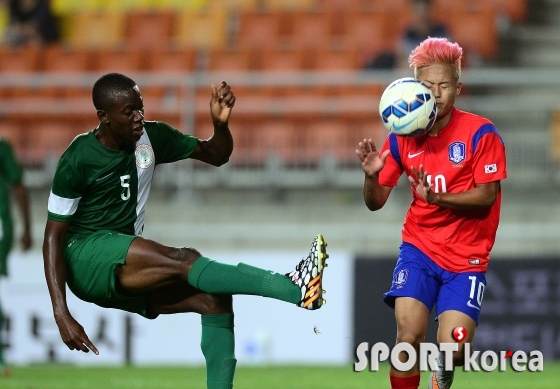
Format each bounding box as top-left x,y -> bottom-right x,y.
48,191 -> 81,216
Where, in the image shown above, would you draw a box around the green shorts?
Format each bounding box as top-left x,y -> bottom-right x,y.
64,230 -> 156,319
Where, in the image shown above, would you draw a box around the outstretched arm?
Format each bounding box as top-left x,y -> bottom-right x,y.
190,81 -> 236,166
408,165 -> 500,208
356,138 -> 393,211
43,219 -> 98,355
12,183 -> 32,250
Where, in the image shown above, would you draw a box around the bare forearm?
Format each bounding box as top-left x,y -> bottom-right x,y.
363,174 -> 388,211
43,222 -> 70,319
205,122 -> 234,165
428,183 -> 499,209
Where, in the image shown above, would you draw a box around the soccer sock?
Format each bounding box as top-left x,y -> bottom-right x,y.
201,313 -> 236,389
389,373 -> 420,389
188,256 -> 301,304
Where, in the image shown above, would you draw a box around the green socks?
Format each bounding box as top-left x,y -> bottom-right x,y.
188,257 -> 300,304
201,313 -> 236,389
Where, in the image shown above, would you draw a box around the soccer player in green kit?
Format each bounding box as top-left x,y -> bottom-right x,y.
0,138 -> 32,376
43,73 -> 328,389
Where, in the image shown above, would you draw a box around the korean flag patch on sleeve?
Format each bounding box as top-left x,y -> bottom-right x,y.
484,163 -> 497,173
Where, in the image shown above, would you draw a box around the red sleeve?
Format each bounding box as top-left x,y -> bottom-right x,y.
471,124 -> 507,184
378,134 -> 404,187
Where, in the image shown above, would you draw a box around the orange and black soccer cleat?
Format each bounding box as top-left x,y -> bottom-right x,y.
286,234 -> 329,310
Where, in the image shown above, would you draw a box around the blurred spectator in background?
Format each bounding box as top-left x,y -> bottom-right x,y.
0,137 -> 32,376
2,0 -> 60,47
365,0 -> 450,69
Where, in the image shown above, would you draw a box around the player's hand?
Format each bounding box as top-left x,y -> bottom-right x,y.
55,312 -> 99,355
210,81 -> 235,124
356,138 -> 390,177
408,164 -> 437,204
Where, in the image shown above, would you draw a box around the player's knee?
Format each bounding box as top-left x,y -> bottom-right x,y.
396,331 -> 424,347
198,293 -> 233,314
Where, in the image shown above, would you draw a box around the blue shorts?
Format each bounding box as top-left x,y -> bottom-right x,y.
383,242 -> 486,324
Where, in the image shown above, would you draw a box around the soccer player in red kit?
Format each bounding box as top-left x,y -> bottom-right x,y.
356,37 -> 507,389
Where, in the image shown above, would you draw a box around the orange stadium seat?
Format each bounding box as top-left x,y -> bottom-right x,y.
433,0 -> 528,22
0,122 -> 24,152
339,11 -> 393,60
174,10 -> 229,50
447,8 -> 498,60
42,46 -> 92,73
66,11 -> 126,48
0,46 -> 41,73
145,48 -> 198,72
302,120 -> 351,164
206,48 -> 259,72
22,122 -> 80,166
286,11 -> 336,49
310,48 -> 361,70
235,12 -> 285,49
263,0 -> 319,11
91,48 -> 146,74
258,48 -> 310,70
254,120 -> 298,164
125,11 -> 175,49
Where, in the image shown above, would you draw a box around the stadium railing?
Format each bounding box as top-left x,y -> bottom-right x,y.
0,68 -> 557,191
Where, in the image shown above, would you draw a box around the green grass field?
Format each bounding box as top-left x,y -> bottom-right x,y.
1,362 -> 558,389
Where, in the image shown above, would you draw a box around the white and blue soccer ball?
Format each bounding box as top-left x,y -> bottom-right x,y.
378,77 -> 437,136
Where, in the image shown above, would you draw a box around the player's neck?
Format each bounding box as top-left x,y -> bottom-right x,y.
428,107 -> 454,136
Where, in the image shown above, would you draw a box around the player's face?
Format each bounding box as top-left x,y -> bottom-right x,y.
416,63 -> 462,123
104,86 -> 145,148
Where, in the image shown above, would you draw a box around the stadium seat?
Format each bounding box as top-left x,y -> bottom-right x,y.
206,48 -> 258,72
302,120 -> 351,164
285,11 -> 336,49
22,122 -> 80,166
254,120 -> 298,164
125,11 -> 175,49
447,8 -> 498,60
263,0 -> 319,11
257,48 -> 310,70
42,46 -> 92,73
145,48 -> 198,73
234,12 -> 285,49
0,46 -> 41,73
91,48 -> 146,74
339,11 -> 393,60
66,11 -> 126,48
174,10 -> 229,50
0,121 -> 23,152
309,48 -> 361,70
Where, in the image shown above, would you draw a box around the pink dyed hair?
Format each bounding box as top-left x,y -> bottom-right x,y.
409,37 -> 463,80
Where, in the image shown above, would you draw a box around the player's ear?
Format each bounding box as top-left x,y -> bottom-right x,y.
456,82 -> 463,95
97,109 -> 109,123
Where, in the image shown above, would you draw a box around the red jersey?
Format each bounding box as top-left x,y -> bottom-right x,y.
378,108 -> 507,272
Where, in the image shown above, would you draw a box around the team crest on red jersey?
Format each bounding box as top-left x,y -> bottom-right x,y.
448,142 -> 466,164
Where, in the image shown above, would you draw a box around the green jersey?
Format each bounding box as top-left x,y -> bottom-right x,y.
0,138 -> 23,243
0,138 -> 23,216
47,121 -> 198,238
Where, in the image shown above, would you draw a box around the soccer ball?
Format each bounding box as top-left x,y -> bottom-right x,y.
379,77 -> 437,136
